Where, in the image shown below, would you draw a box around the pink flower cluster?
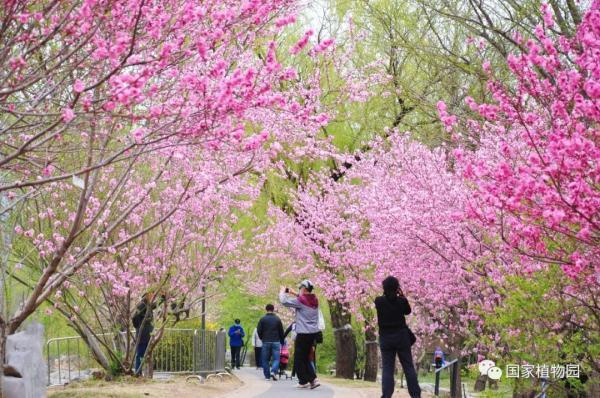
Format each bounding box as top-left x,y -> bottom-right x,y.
281,1 -> 599,352
449,1 -> 600,282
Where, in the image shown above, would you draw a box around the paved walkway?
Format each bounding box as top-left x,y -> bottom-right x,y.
221,367 -> 375,398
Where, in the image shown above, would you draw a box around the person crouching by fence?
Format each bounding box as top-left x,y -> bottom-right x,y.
279,280 -> 321,390
375,276 -> 421,398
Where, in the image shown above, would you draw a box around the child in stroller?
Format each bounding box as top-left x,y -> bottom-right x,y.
278,341 -> 291,379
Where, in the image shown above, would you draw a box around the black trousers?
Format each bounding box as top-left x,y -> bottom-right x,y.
379,329 -> 421,398
230,345 -> 242,368
294,333 -> 318,385
254,347 -> 262,368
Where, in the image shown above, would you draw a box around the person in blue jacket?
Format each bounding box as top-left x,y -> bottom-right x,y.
433,346 -> 446,369
228,319 -> 245,369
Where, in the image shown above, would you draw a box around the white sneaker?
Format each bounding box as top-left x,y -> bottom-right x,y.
296,383 -> 309,389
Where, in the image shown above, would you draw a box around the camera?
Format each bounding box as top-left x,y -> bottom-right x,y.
285,287 -> 289,293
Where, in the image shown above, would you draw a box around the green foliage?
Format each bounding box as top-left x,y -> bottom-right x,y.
171,318 -> 202,330
213,276 -> 270,339
108,350 -> 124,377
479,265 -> 597,396
315,300 -> 336,372
212,271 -> 339,373
38,304 -> 74,339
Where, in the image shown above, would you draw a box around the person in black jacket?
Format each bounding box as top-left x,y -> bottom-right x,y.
257,303 -> 284,381
132,291 -> 164,375
375,276 -> 421,398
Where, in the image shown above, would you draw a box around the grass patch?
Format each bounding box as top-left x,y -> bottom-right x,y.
47,375 -> 239,398
48,377 -> 168,398
58,376 -> 158,388
418,371 -> 512,397
317,374 -> 379,389
50,392 -> 143,398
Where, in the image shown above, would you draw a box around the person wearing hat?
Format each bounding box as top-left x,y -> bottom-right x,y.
228,319 -> 245,369
279,280 -> 321,390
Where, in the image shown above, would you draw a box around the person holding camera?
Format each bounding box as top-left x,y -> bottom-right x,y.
279,280 -> 321,390
132,291 -> 165,375
375,276 -> 421,398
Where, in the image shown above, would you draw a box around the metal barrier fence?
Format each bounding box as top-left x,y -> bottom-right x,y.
153,329 -> 226,374
46,335 -> 97,386
434,358 -> 462,398
46,329 -> 226,386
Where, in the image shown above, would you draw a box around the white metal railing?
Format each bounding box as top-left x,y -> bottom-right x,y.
45,328 -> 226,386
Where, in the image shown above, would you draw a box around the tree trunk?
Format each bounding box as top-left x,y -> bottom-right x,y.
588,370 -> 600,398
0,323 -> 6,398
73,324 -> 110,371
363,327 -> 378,381
489,377 -> 498,390
451,348 -> 464,398
328,300 -> 356,379
474,373 -> 487,391
448,336 -> 464,398
146,354 -> 154,379
451,356 -> 463,398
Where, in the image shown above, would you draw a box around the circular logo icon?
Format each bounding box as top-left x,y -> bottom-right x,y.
488,366 -> 503,380
478,359 -> 495,375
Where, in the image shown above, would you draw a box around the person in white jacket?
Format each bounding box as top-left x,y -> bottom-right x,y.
252,327 -> 263,369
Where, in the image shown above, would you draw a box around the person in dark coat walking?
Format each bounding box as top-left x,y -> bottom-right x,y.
375,276 -> 421,398
256,304 -> 284,380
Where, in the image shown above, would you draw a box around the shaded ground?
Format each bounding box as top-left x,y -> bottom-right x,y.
48,375 -> 242,398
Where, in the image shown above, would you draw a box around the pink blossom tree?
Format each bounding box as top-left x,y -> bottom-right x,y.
449,0 -> 599,305
292,135 -> 497,362
0,0 -> 328,374
34,148 -> 256,374
285,3 -> 599,386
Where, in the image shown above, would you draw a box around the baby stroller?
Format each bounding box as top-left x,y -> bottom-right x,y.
279,342 -> 291,379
